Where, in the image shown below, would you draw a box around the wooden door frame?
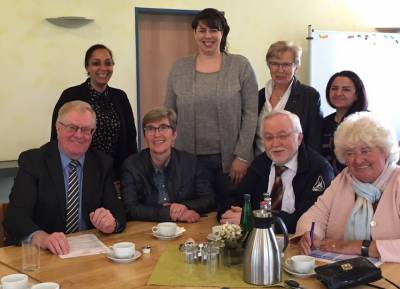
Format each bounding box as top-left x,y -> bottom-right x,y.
134,7 -> 200,149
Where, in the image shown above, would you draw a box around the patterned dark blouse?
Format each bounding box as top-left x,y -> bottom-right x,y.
321,113 -> 345,175
87,81 -> 121,158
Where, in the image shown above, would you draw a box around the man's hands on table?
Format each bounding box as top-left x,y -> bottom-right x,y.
32,231 -> 69,255
90,207 -> 116,234
220,206 -> 242,224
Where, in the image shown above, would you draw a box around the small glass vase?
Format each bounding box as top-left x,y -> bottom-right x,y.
222,240 -> 244,266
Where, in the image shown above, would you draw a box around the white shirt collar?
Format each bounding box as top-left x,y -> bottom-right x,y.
272,151 -> 298,173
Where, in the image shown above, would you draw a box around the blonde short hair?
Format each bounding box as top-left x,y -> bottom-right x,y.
57,100 -> 96,126
266,41 -> 302,66
334,112 -> 399,164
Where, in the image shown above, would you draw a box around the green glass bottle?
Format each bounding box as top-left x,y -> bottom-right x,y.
240,194 -> 252,236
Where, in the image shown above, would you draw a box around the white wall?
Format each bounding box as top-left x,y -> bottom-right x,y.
0,0 -> 375,160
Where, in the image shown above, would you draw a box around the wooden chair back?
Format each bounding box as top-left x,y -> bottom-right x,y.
0,203 -> 8,247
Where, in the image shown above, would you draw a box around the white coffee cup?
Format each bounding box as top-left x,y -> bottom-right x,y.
30,282 -> 60,289
112,242 -> 135,259
289,255 -> 315,274
0,274 -> 28,289
152,222 -> 177,237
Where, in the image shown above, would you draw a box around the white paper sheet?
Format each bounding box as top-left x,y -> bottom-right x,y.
59,234 -> 109,259
311,249 -> 383,267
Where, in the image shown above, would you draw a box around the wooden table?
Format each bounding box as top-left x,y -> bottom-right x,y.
0,262 -> 39,285
0,214 -> 399,289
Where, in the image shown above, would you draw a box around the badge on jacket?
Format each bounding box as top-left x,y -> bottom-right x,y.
312,176 -> 325,192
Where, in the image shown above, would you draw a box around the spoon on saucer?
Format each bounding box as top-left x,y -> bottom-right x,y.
284,279 -> 304,289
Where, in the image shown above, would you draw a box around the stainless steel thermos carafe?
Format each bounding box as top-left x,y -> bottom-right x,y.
243,206 -> 289,285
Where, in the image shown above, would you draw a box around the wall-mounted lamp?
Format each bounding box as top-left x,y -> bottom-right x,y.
45,16 -> 94,28
375,27 -> 400,33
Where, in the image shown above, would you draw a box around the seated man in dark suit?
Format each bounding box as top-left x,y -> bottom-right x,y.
4,101 -> 126,255
121,107 -> 214,223
221,110 -> 334,233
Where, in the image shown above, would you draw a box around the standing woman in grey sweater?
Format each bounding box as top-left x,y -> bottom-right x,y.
165,8 -> 258,214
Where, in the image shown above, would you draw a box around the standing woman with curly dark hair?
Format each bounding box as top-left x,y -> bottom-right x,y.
321,70 -> 368,174
165,8 -> 258,214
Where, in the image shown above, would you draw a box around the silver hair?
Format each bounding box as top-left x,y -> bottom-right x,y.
57,100 -> 96,127
334,112 -> 399,164
260,110 -> 303,136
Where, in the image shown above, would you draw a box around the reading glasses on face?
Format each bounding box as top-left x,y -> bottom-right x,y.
268,61 -> 295,70
144,124 -> 173,135
263,131 -> 295,142
58,122 -> 95,135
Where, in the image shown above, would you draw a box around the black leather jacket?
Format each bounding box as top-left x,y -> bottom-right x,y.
121,149 -> 214,221
227,144 -> 334,233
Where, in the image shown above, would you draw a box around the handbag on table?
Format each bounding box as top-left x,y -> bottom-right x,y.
315,257 -> 382,289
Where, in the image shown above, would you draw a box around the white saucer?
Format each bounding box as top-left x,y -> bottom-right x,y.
283,260 -> 316,278
152,227 -> 185,240
106,250 -> 142,263
0,283 -> 34,289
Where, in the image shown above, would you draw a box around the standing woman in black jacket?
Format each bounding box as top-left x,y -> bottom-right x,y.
321,70 -> 368,174
51,44 -> 138,178
255,41 -> 323,155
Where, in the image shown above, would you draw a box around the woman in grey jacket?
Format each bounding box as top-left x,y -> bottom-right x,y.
165,8 -> 258,213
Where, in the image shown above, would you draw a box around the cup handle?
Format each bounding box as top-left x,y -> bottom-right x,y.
285,258 -> 291,269
151,226 -> 159,233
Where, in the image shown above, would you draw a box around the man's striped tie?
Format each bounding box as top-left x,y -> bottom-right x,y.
66,160 -> 80,234
271,165 -> 287,210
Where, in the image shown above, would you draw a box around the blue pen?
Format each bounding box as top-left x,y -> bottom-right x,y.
310,221 -> 315,248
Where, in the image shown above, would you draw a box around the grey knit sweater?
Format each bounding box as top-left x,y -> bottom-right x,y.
165,53 -> 258,173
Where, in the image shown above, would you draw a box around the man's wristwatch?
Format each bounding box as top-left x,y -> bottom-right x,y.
361,240 -> 371,257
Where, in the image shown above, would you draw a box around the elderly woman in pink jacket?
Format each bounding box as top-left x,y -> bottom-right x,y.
296,112 -> 400,262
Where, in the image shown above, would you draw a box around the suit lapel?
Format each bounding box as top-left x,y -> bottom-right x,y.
285,78 -> 300,112
46,142 -> 67,226
82,149 -> 98,224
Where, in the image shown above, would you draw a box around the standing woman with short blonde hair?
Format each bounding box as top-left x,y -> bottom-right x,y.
255,41 -> 323,155
165,8 -> 258,214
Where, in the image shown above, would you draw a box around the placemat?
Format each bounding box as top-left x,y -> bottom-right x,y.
148,244 -> 288,287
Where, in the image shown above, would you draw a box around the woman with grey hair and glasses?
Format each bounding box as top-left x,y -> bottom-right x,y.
121,107 -> 214,223
296,112 -> 400,262
255,41 -> 323,155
